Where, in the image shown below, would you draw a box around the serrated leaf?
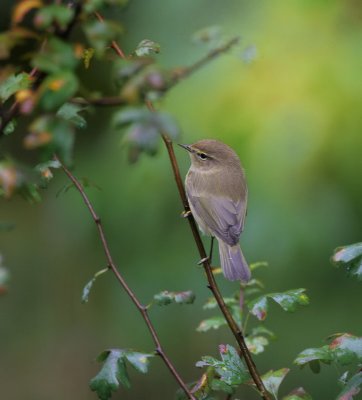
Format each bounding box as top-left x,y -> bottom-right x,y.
294,346 -> 333,371
38,71 -> 79,110
197,316 -> 227,332
329,334 -> 362,365
245,335 -> 269,355
262,368 -> 289,400
282,387 -> 312,400
90,349 -> 129,400
0,72 -> 31,102
153,290 -> 195,306
124,351 -> 153,373
134,39 -> 161,57
269,289 -> 309,312
248,296 -> 268,320
248,289 -> 309,321
57,103 -> 87,128
332,243 -> 362,281
336,371 -> 362,400
34,4 -> 74,30
196,344 -> 249,387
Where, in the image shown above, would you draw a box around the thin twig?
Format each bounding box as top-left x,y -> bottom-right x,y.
93,11 -> 270,400
54,154 -> 195,400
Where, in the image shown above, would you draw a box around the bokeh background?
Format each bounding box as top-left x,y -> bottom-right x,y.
1,0 -> 362,399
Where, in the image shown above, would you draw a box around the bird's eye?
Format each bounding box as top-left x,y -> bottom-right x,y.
198,152 -> 208,160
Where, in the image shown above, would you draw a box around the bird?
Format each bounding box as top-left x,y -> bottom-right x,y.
179,139 -> 250,282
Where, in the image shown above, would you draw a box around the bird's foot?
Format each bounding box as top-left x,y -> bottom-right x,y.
181,210 -> 192,218
197,256 -> 209,265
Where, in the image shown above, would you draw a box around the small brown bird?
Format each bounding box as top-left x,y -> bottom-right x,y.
179,139 -> 250,282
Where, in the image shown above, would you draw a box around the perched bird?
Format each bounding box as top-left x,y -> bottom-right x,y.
179,139 -> 250,282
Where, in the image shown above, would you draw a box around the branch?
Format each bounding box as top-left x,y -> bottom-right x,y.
69,36 -> 239,108
93,11 -> 271,400
54,154 -> 195,400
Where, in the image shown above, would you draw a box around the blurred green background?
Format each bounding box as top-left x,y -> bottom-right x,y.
1,0 -> 362,399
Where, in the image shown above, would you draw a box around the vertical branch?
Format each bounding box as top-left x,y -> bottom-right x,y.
55,155 -> 195,400
93,12 -> 271,400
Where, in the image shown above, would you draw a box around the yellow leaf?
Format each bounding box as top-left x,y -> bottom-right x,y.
0,165 -> 19,198
12,0 -> 43,25
48,79 -> 65,91
23,131 -> 52,149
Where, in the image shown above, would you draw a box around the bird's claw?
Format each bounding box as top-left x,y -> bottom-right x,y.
197,256 -> 209,265
181,210 -> 192,218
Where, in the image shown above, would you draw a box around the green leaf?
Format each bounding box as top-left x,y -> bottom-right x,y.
90,348 -> 153,400
249,261 -> 268,271
34,5 -> 74,30
90,349 -> 129,400
202,297 -> 236,310
196,344 -> 249,387
210,379 -> 234,394
192,26 -> 222,45
262,368 -> 289,400
245,335 -> 269,355
197,316 -> 227,332
124,351 -> 153,373
4,119 -> 17,135
248,289 -> 309,321
134,39 -> 161,57
83,47 -> 95,69
25,116 -> 75,165
153,290 -> 195,306
332,243 -> 362,281
336,371 -> 362,400
38,71 -> 79,111
329,334 -> 362,365
0,72 -> 31,102
82,267 -> 109,303
282,387 -> 312,400
294,346 -> 333,371
83,20 -> 123,56
35,160 -> 61,185
57,103 -> 87,129
32,38 -> 79,74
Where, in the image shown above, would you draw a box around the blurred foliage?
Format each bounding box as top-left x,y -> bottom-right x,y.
0,0 -> 361,399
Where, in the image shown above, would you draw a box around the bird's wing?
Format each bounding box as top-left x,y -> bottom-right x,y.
187,192 -> 246,246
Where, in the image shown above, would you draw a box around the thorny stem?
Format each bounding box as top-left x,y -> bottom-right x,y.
93,11 -> 271,400
54,155 -> 195,400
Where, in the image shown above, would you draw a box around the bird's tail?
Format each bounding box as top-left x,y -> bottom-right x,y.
218,240 -> 251,282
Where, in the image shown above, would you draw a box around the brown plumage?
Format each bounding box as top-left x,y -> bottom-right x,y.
180,139 -> 250,282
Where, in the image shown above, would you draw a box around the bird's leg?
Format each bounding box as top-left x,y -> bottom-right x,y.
197,237 -> 215,266
181,210 -> 192,218
209,237 -> 215,264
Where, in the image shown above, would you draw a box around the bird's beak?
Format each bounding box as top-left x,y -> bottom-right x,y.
178,143 -> 192,152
